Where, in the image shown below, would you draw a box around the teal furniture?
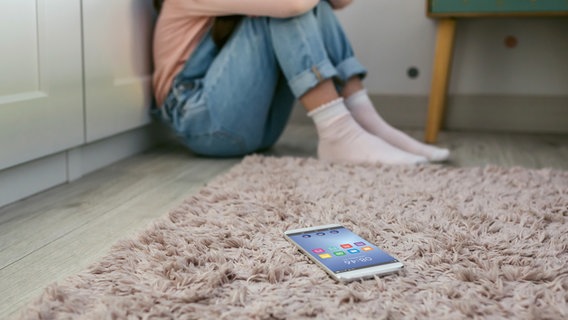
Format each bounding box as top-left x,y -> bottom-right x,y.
424,0 -> 568,143
430,0 -> 568,16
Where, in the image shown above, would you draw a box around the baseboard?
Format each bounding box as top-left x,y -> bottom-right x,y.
66,123 -> 170,181
0,123 -> 168,208
290,94 -> 568,134
443,95 -> 568,133
0,153 -> 68,209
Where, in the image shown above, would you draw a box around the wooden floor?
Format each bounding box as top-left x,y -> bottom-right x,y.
1,121 -> 567,319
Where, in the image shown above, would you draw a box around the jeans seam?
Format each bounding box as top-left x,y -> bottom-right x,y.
288,60 -> 337,97
187,126 -> 248,153
216,128 -> 248,153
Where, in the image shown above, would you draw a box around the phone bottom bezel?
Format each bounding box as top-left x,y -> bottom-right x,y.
332,262 -> 404,282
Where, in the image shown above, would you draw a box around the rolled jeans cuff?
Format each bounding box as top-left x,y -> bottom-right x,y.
287,59 -> 338,98
335,56 -> 367,83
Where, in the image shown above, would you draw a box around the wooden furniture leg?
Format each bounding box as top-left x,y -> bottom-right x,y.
425,18 -> 457,143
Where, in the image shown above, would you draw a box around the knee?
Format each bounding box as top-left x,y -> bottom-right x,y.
314,1 -> 338,20
317,0 -> 334,12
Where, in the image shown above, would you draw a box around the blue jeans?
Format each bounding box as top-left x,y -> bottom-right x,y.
156,1 -> 367,157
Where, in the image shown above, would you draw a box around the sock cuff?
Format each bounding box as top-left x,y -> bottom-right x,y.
344,89 -> 369,109
307,98 -> 349,125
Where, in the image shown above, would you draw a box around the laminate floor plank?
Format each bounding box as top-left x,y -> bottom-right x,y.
0,147 -> 236,271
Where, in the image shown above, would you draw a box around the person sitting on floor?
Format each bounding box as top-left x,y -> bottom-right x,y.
151,0 -> 450,164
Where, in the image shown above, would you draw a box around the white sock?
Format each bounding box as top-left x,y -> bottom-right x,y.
308,98 -> 428,165
345,90 -> 450,162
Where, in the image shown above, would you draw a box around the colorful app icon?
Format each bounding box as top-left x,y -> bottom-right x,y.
328,246 -> 339,251
361,246 -> 373,251
319,253 -> 332,259
354,242 -> 366,246
333,251 -> 346,256
316,232 -> 325,236
340,244 -> 352,249
312,248 -> 325,254
347,249 -> 360,254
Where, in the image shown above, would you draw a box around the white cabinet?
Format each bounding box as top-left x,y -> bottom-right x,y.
0,0 -> 159,207
0,0 -> 84,171
82,0 -> 155,142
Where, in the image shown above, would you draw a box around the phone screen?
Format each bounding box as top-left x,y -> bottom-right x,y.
287,226 -> 399,274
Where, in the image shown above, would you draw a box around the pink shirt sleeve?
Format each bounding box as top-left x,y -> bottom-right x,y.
167,0 -> 320,18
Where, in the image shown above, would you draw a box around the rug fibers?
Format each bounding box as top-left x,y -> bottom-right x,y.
20,156 -> 568,319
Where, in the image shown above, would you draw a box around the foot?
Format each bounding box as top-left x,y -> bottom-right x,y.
316,114 -> 428,165
345,90 -> 450,162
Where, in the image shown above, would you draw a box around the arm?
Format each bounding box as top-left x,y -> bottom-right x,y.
169,0 -> 320,18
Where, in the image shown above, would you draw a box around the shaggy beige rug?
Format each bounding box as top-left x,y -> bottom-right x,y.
20,156 -> 568,319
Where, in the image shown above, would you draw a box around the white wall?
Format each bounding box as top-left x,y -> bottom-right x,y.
336,2 -> 568,96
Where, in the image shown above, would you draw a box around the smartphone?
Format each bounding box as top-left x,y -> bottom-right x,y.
284,224 -> 403,282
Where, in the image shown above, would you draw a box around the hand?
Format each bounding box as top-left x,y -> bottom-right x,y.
328,0 -> 353,10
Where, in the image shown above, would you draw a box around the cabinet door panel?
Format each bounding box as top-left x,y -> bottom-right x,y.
83,0 -> 156,142
0,0 -> 84,171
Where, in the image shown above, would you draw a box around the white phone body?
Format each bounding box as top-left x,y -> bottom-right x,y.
284,224 -> 403,282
